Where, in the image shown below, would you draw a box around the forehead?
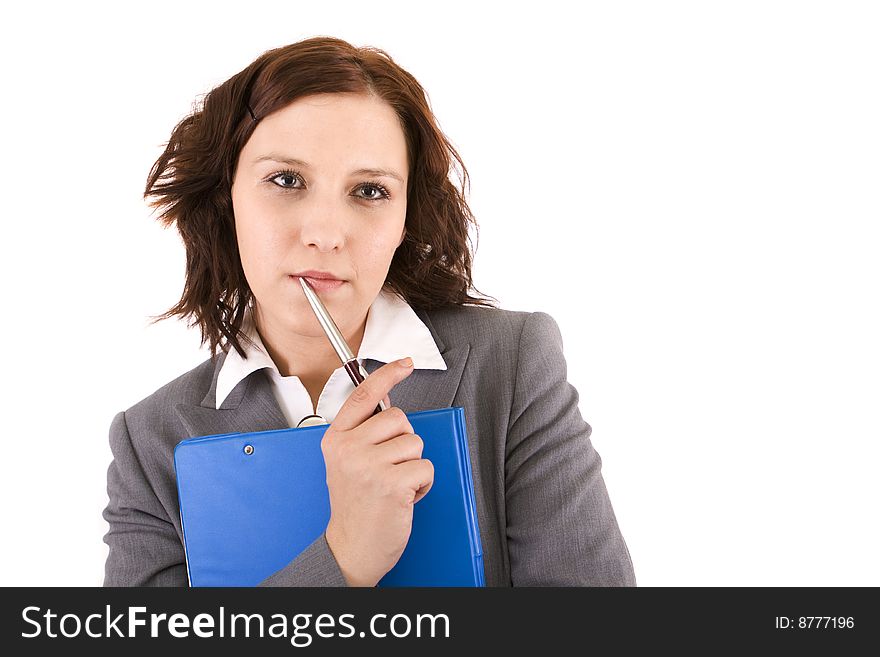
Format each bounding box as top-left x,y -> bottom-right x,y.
242,93 -> 408,171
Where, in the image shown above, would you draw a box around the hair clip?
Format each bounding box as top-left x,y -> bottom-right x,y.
246,103 -> 257,123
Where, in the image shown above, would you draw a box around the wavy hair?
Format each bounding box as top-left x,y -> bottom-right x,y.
144,36 -> 497,359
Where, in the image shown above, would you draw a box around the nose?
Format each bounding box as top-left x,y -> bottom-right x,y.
296,198 -> 347,252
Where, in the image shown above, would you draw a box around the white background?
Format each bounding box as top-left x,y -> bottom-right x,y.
1,0 -> 877,586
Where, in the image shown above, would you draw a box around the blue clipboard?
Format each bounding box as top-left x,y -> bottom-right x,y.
174,406 -> 484,587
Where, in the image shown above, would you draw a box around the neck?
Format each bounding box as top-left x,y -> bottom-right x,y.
253,306 -> 369,381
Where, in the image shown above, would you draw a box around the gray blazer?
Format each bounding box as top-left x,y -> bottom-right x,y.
102,304 -> 636,586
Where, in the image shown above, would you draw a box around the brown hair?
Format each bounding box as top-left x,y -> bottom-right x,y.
144,36 -> 498,359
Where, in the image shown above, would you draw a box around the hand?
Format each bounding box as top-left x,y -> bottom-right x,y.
322,357 -> 434,587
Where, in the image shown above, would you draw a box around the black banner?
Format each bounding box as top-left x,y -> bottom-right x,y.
2,587 -> 876,653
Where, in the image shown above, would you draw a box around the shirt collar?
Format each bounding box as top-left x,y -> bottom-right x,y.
215,288 -> 447,409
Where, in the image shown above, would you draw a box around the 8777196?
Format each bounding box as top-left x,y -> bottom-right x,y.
775,617 -> 854,629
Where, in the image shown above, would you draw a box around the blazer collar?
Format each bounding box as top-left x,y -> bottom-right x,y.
174,306 -> 470,439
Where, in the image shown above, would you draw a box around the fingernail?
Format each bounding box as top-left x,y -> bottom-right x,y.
399,357 -> 413,368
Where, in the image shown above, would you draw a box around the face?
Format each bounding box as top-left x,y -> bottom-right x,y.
231,92 -> 408,341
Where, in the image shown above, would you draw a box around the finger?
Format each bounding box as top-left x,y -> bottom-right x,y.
393,458 -> 434,502
374,433 -> 423,465
352,407 -> 414,446
332,358 -> 415,432
413,481 -> 432,504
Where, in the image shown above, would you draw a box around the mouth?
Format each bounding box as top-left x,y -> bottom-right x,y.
289,274 -> 346,292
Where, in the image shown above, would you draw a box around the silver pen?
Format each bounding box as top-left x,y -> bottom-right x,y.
298,276 -> 387,416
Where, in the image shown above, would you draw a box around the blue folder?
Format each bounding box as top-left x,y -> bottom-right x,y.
174,406 -> 484,587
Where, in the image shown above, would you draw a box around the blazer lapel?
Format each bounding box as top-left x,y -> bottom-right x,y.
174,305 -> 470,438
174,350 -> 290,439
363,307 -> 470,414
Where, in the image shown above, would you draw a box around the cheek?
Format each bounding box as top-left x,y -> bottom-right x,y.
234,196 -> 279,252
235,217 -> 284,282
355,228 -> 403,276
366,212 -> 406,248
362,224 -> 401,254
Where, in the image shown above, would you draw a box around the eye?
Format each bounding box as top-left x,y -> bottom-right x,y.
268,169 -> 302,189
356,182 -> 391,201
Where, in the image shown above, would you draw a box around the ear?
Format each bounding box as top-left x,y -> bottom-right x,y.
397,226 -> 406,248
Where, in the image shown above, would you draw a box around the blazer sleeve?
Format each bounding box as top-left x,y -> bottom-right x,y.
102,410 -> 349,587
102,411 -> 189,586
504,312 -> 636,586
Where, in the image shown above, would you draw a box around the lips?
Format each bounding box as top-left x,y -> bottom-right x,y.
289,274 -> 346,292
290,269 -> 344,281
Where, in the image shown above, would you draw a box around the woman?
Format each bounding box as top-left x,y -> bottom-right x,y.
102,36 -> 636,587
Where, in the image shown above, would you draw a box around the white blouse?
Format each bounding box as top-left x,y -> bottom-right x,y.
214,288 -> 447,427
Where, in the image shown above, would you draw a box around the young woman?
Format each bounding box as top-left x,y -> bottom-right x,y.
102,36 -> 635,587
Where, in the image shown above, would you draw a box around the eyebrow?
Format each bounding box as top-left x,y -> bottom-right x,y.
253,154 -> 404,183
